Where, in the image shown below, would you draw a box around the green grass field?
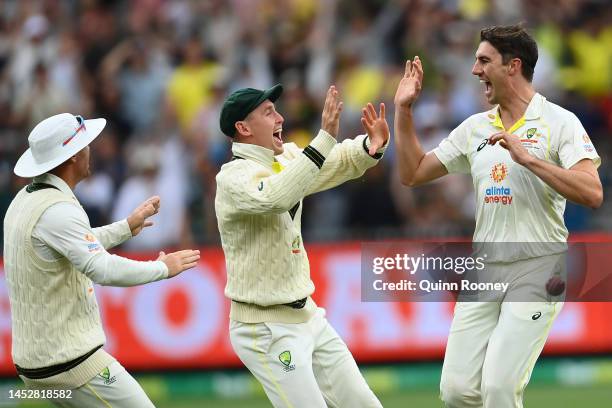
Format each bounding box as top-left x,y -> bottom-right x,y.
150,385 -> 612,407
8,357 -> 612,407
11,384 -> 612,407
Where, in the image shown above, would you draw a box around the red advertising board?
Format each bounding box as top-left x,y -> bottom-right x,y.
1,242 -> 611,375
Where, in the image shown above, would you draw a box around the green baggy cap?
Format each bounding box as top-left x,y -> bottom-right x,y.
219,84 -> 283,137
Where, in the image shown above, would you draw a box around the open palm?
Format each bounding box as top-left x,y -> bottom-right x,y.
394,56 -> 424,108
361,102 -> 389,155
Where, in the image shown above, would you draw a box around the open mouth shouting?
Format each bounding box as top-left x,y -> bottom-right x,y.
273,127 -> 283,146
480,79 -> 492,98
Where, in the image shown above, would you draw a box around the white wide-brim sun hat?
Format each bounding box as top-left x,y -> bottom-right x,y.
14,113 -> 106,178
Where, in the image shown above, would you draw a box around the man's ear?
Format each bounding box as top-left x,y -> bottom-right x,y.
508,58 -> 522,76
235,121 -> 250,138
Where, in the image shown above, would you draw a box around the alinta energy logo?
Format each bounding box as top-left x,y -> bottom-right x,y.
484,163 -> 513,205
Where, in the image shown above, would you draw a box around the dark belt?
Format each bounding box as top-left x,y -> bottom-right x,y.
15,345 -> 103,379
234,297 -> 308,310
283,297 -> 307,309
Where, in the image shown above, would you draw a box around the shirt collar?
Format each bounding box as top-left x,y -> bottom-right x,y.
33,173 -> 77,199
487,93 -> 545,130
231,142 -> 276,169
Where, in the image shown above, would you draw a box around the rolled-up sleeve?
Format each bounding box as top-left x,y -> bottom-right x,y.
33,202 -> 168,286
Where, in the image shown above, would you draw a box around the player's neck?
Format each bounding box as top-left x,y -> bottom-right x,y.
49,168 -> 80,191
498,82 -> 535,130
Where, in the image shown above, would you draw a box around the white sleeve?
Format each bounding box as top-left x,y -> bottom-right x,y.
33,202 -> 168,286
221,131 -> 337,214
306,133 -> 382,195
432,120 -> 471,174
558,114 -> 601,169
92,219 -> 132,250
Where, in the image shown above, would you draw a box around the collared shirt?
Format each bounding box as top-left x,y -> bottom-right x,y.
31,173 -> 168,286
433,93 -> 600,256
216,130 -> 383,321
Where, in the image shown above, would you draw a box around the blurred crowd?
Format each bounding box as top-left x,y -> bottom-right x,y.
0,0 -> 611,251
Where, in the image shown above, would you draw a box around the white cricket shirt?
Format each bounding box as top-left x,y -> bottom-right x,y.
433,93 -> 600,260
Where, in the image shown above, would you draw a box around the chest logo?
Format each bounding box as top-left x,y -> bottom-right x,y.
292,236 -> 301,254
526,128 -> 537,139
258,181 -> 264,191
477,138 -> 488,152
490,163 -> 508,183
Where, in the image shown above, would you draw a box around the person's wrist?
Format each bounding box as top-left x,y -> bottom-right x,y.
322,126 -> 337,139
519,152 -> 536,167
363,136 -> 384,159
396,104 -> 413,114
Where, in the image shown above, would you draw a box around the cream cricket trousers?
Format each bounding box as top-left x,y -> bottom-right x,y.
440,254 -> 565,408
49,361 -> 155,407
230,307 -> 382,408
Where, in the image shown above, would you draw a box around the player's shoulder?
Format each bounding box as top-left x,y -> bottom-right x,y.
453,111 -> 492,132
39,200 -> 85,230
216,158 -> 249,182
540,97 -> 580,124
279,142 -> 302,158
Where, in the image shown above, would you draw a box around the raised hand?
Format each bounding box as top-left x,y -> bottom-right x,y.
394,56 -> 424,109
157,249 -> 201,278
321,85 -> 343,138
127,196 -> 160,237
361,102 -> 389,155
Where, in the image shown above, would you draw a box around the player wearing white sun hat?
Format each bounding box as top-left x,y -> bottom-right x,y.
5,113 -> 201,407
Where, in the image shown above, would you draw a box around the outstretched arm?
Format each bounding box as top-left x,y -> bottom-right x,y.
92,196 -> 160,249
33,202 -> 200,286
394,57 -> 448,186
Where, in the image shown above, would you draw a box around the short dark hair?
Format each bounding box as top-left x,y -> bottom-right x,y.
480,24 -> 538,82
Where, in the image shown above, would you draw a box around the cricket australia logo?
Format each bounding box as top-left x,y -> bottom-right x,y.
98,367 -> 117,385
291,236 -> 301,254
526,128 -> 537,139
279,350 -> 295,372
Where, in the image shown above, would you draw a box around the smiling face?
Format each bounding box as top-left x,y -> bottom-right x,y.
472,41 -> 513,105
237,100 -> 285,154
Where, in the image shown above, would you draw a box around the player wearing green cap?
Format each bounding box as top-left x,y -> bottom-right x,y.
215,84 -> 386,407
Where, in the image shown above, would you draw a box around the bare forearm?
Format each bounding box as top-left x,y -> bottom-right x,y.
394,106 -> 426,185
523,157 -> 603,208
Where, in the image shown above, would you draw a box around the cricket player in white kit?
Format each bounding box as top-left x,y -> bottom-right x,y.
215,84 -> 387,407
393,25 -> 602,408
4,113 -> 201,407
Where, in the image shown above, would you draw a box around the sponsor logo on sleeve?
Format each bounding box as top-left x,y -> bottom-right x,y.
583,134 -> 594,152
85,233 -> 101,253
